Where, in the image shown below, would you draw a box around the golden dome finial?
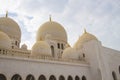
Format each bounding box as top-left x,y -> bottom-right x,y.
49,14 -> 52,22
84,28 -> 87,33
6,11 -> 8,18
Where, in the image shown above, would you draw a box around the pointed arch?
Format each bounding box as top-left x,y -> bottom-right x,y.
11,74 -> 22,80
112,71 -> 117,80
82,76 -> 86,80
75,76 -> 80,80
59,75 -> 65,80
38,75 -> 46,80
0,74 -> 6,80
119,66 -> 120,74
49,75 -> 56,80
26,74 -> 35,80
67,75 -> 73,80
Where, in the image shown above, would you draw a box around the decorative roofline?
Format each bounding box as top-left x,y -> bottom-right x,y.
0,48 -> 86,63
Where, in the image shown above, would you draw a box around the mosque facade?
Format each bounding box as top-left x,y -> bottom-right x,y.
0,13 -> 120,80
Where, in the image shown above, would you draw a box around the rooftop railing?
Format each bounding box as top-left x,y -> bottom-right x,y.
0,48 -> 87,64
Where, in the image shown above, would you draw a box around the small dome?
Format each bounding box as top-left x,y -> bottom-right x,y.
0,31 -> 11,49
74,31 -> 98,48
37,21 -> 67,42
21,44 -> 27,50
0,17 -> 21,40
31,41 -> 51,57
62,47 -> 79,60
65,43 -> 71,49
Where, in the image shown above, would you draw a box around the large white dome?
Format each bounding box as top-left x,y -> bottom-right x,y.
37,21 -> 67,42
0,17 -> 21,40
31,41 -> 52,57
0,31 -> 11,49
74,31 -> 98,49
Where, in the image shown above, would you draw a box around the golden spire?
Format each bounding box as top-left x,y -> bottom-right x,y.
6,11 -> 8,18
49,15 -> 52,22
84,28 -> 87,33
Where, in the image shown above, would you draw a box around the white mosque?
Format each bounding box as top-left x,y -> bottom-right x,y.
0,12 -> 120,80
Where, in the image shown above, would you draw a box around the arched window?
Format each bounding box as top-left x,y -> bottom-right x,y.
75,76 -> 80,80
39,75 -> 46,80
82,76 -> 86,80
59,75 -> 65,80
57,43 -> 60,49
12,46 -> 14,49
83,53 -> 85,58
119,66 -> 120,74
49,75 -> 56,80
112,71 -> 117,80
11,74 -> 22,80
0,74 -> 6,80
15,41 -> 17,46
51,46 -> 55,57
67,75 -> 73,80
0,50 -> 1,54
61,44 -> 64,49
26,74 -> 35,80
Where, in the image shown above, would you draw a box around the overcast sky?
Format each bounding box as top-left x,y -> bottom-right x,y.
0,0 -> 120,50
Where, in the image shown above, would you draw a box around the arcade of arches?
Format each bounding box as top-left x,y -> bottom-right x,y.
0,74 -> 87,80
